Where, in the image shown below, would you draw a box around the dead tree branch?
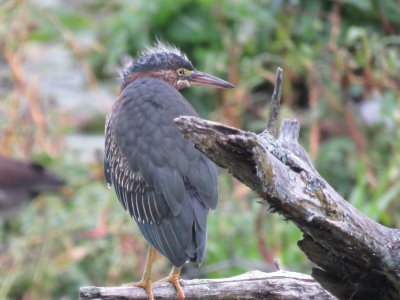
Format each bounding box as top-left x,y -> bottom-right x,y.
80,270 -> 335,300
173,113 -> 400,299
267,67 -> 283,137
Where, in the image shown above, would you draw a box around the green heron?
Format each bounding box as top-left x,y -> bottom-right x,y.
104,41 -> 234,299
0,155 -> 65,221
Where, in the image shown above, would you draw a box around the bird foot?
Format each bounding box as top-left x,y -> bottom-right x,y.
122,280 -> 154,300
155,274 -> 185,300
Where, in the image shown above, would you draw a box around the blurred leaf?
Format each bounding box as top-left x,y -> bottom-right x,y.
344,0 -> 373,11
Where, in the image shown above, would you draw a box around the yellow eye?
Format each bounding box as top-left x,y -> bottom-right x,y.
177,68 -> 185,76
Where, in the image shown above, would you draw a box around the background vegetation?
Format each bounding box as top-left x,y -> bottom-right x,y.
1,0 -> 399,299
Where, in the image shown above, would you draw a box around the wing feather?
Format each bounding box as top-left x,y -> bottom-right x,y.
104,78 -> 219,266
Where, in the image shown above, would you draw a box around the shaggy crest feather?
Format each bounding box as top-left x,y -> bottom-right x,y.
121,41 -> 192,82
142,40 -> 188,61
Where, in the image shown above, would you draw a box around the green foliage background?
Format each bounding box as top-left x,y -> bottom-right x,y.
0,0 -> 399,299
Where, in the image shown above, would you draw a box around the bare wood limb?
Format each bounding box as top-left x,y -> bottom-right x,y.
267,67 -> 283,137
79,270 -> 335,300
173,115 -> 400,300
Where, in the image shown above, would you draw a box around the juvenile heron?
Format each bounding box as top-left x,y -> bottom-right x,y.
104,42 -> 234,299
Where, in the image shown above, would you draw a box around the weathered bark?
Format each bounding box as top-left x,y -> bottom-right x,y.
173,115 -> 400,300
79,270 -> 335,299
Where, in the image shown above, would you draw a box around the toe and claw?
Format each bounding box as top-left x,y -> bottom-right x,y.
155,266 -> 185,299
123,246 -> 185,300
123,280 -> 154,300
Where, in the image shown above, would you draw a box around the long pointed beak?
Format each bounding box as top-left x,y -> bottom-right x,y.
189,70 -> 235,89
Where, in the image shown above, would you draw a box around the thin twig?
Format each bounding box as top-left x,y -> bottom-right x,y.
308,68 -> 322,160
255,208 -> 275,267
41,10 -> 111,112
3,48 -> 53,155
267,67 -> 283,137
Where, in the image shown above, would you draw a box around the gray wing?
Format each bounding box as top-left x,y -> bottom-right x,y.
105,117 -> 169,224
110,78 -> 218,215
104,78 -> 218,266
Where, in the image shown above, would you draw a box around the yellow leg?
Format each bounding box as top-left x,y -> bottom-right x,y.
155,266 -> 185,300
123,245 -> 156,300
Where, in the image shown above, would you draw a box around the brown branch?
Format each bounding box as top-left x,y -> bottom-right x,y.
40,10 -> 111,112
328,0 -> 342,52
377,3 -> 396,35
79,270 -> 335,300
3,47 -> 53,155
307,69 -> 322,160
173,114 -> 400,299
255,207 -> 276,267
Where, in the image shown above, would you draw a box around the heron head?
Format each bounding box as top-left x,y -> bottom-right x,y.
121,41 -> 235,90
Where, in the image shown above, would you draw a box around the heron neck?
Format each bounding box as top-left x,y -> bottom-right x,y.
121,71 -> 176,92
